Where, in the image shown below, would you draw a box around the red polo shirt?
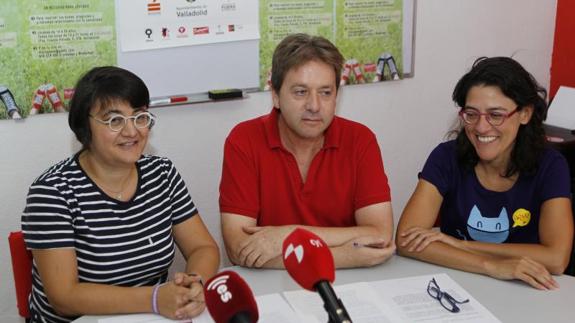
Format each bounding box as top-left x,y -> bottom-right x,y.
219,108 -> 391,227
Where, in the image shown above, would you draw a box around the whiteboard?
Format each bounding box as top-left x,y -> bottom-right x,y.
117,39 -> 260,98
114,0 -> 260,98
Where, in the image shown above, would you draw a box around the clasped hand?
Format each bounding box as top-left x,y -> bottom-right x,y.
483,256 -> 559,290
156,272 -> 205,320
238,225 -> 295,267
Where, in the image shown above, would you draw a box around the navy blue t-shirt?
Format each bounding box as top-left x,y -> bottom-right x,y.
420,140 -> 570,244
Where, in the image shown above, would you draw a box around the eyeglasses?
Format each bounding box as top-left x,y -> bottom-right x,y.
459,107 -> 518,126
427,277 -> 469,313
90,112 -> 156,132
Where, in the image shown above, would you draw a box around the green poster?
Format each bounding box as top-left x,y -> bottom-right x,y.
259,0 -> 403,89
0,0 -> 25,119
0,0 -> 116,119
259,0 -> 334,89
335,0 -> 403,84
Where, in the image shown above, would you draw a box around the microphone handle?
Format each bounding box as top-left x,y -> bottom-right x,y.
315,281 -> 353,323
229,311 -> 253,323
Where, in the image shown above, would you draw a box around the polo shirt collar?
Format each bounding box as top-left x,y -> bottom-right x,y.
263,108 -> 340,149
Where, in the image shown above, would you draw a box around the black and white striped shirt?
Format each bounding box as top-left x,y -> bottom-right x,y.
22,154 -> 197,323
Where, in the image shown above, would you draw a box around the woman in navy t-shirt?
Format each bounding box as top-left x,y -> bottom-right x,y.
397,57 -> 573,290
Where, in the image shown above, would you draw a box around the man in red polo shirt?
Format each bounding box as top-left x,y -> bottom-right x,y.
219,33 -> 395,268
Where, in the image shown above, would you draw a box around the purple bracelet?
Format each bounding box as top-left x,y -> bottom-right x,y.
152,284 -> 161,314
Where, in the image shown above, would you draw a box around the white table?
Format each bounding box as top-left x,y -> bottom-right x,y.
75,256 -> 575,322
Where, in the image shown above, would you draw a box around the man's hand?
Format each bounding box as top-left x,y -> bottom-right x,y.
399,227 -> 464,252
238,225 -> 296,268
336,236 -> 396,267
484,256 -> 559,290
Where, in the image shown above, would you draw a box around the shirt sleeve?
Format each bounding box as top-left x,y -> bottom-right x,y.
21,177 -> 75,250
538,149 -> 571,201
219,131 -> 260,218
419,142 -> 454,196
165,159 -> 198,225
354,132 -> 392,210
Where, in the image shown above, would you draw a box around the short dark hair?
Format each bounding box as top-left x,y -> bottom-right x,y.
271,33 -> 344,93
68,66 -> 150,149
452,56 -> 548,177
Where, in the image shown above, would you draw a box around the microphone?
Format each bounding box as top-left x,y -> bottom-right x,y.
204,271 -> 259,323
282,228 -> 352,323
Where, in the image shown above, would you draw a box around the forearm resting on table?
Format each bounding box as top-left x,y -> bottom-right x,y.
260,243 -> 393,269
223,205 -> 392,268
461,241 -> 571,274
46,283 -> 154,317
397,240 -> 495,275
226,225 -> 391,269
225,224 -> 387,263
294,224 -> 390,247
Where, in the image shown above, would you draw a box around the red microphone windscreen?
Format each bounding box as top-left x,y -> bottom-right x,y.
204,270 -> 259,323
282,228 -> 335,291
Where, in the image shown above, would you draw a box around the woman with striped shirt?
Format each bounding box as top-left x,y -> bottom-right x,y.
21,66 -> 220,323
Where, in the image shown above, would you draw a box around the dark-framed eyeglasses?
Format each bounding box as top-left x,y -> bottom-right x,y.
427,277 -> 469,313
459,107 -> 518,126
90,111 -> 156,132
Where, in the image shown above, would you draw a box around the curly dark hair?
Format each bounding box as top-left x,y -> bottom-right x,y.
452,56 -> 548,177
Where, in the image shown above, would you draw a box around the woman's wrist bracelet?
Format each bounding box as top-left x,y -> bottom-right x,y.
152,284 -> 161,314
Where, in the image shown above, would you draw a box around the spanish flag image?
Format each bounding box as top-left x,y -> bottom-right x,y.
148,0 -> 161,14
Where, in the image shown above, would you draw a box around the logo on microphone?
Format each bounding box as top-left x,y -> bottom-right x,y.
284,244 -> 304,263
310,239 -> 323,248
206,275 -> 233,303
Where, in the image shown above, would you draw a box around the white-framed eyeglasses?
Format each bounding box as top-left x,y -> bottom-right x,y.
90,111 -> 156,132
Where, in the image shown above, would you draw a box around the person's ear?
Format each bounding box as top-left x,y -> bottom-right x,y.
271,88 -> 280,110
519,105 -> 534,125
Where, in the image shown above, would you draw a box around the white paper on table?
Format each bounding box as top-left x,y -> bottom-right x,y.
283,282 -> 404,323
546,86 -> 575,129
98,293 -> 303,323
370,273 -> 501,323
256,293 -> 314,323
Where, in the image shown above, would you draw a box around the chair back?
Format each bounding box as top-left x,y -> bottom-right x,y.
8,231 -> 32,318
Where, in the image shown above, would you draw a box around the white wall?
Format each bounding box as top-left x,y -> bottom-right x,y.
0,0 -> 557,321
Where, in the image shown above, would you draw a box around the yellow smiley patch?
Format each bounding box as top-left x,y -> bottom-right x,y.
512,208 -> 531,228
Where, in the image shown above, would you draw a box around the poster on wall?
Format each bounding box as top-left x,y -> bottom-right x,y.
0,0 -> 116,120
117,0 -> 259,52
259,0 -> 334,90
259,0 -> 404,89
0,0 -> 24,120
335,0 -> 403,84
